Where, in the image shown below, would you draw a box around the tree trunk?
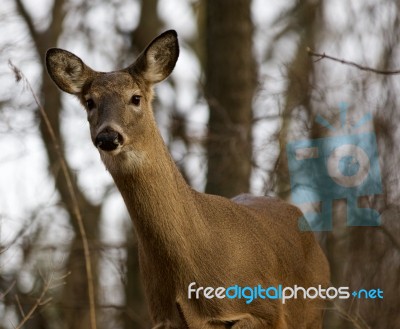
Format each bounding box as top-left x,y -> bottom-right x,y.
273,1 -> 321,199
204,0 -> 256,197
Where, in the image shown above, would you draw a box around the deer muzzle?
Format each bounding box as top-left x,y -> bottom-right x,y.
95,128 -> 124,152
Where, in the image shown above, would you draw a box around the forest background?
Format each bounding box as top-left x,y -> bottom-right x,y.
0,0 -> 399,328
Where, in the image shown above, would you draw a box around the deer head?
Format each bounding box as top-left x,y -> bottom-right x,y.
46,30 -> 179,169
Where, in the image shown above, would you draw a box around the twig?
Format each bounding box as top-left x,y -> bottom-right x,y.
9,61 -> 97,329
332,300 -> 371,329
14,272 -> 57,329
380,225 -> 400,251
307,48 -> 400,75
15,295 -> 26,318
0,281 -> 16,300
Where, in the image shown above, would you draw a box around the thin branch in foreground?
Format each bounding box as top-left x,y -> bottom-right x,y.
307,48 -> 400,75
9,61 -> 97,329
12,271 -> 63,329
331,300 -> 371,329
0,281 -> 16,300
380,225 -> 400,251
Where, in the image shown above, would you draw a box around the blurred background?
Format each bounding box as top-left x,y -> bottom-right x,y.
0,0 -> 399,328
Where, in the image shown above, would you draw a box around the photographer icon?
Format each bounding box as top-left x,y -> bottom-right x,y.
286,104 -> 382,231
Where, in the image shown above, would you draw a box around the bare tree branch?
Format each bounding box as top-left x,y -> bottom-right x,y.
307,48 -> 400,75
380,225 -> 400,251
13,272 -> 59,329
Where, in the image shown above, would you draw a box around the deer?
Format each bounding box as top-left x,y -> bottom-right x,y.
46,30 -> 330,329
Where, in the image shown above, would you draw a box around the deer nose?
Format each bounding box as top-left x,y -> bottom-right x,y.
95,128 -> 123,151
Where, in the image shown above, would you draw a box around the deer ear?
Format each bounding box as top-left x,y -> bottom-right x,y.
46,48 -> 94,94
129,30 -> 179,84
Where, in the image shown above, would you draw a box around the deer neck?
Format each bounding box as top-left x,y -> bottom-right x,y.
103,127 -> 202,264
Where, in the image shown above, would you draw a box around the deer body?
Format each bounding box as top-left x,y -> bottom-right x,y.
46,30 -> 329,328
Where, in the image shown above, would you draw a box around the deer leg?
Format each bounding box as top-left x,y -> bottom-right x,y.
226,313 -> 288,329
209,299 -> 288,329
232,317 -> 289,329
151,320 -> 184,329
230,317 -> 268,329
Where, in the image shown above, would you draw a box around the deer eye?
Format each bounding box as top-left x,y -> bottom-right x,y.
86,98 -> 95,110
131,95 -> 141,106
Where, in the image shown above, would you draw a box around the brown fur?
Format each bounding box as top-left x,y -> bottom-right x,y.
46,30 -> 330,328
